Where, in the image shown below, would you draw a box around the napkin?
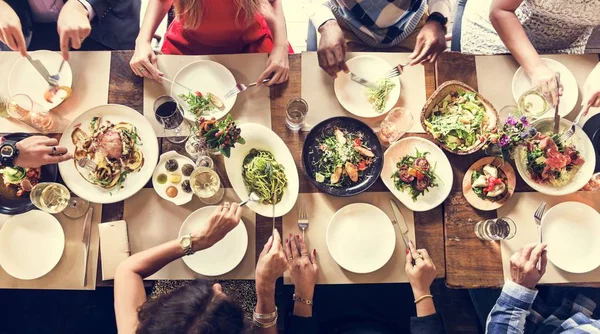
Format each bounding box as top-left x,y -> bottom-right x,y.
498,191 -> 600,284
99,220 -> 130,281
283,192 -> 415,285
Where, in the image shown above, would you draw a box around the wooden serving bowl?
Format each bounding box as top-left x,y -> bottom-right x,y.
421,80 -> 499,155
462,157 -> 516,211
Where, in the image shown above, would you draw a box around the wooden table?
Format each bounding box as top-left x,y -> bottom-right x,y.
93,51 -> 445,283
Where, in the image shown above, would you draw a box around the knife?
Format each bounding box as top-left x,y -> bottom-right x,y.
25,53 -> 57,87
81,207 -> 93,287
272,192 -> 276,237
350,72 -> 377,88
389,200 -> 413,257
553,72 -> 561,134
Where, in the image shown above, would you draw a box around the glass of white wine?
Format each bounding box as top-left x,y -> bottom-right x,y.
30,182 -> 71,214
189,166 -> 224,205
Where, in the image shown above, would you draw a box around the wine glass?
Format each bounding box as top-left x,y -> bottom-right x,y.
62,196 -> 90,219
154,95 -> 191,144
189,166 -> 224,205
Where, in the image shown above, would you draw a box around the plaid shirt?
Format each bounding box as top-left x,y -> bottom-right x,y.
486,280 -> 600,333
307,0 -> 451,48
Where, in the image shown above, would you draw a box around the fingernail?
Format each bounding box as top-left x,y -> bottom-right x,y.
405,248 -> 409,254
296,235 -> 299,239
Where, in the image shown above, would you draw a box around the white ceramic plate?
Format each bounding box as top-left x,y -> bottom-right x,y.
58,104 -> 159,204
152,151 -> 195,206
224,123 -> 299,217
171,60 -> 236,122
0,210 -> 64,280
8,50 -> 73,110
179,206 -> 248,276
327,203 -> 396,273
542,202 -> 600,273
334,55 -> 401,118
512,58 -> 577,118
514,118 -> 595,196
381,137 -> 453,212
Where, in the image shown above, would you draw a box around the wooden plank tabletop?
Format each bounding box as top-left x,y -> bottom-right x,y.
96,51 -> 445,283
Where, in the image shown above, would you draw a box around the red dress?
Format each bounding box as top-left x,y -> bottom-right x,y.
161,0 -> 293,55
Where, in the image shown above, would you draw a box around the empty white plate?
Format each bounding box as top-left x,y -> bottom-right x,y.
8,50 -> 73,110
171,60 -> 236,122
0,210 -> 65,280
179,206 -> 248,276
542,202 -> 600,273
334,55 -> 401,118
326,203 -> 396,273
381,137 -> 453,212
512,58 -> 578,118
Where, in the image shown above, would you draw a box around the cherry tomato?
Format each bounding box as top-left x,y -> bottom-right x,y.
357,160 -> 367,171
353,138 -> 362,147
195,91 -> 203,98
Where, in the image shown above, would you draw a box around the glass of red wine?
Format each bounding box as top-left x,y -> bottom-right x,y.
153,95 -> 191,144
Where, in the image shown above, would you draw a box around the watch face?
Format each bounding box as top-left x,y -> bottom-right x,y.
181,237 -> 191,248
1,145 -> 14,157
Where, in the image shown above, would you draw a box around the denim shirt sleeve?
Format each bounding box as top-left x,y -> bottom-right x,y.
485,280 -> 538,334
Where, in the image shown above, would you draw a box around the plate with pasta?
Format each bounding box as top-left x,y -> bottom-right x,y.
224,123 -> 299,217
58,104 -> 159,203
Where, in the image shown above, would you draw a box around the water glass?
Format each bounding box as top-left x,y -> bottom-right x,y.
153,95 -> 191,144
377,107 -> 414,146
286,97 -> 308,131
474,217 -> 517,241
6,94 -> 67,133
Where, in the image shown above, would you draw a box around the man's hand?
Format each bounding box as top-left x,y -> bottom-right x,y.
409,21 -> 446,65
0,1 -> 26,56
57,0 -> 92,60
509,243 -> 547,289
317,20 -> 349,78
14,136 -> 72,168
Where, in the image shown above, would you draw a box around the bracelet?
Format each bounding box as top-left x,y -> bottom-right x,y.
414,294 -> 434,304
253,313 -> 278,328
293,293 -> 313,306
253,306 -> 277,320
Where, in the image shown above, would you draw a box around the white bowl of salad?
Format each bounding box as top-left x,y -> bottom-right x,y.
421,81 -> 499,155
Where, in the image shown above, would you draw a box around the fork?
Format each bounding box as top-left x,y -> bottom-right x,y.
383,62 -> 411,79
77,158 -> 97,171
224,79 -> 270,99
298,205 -> 309,240
533,201 -> 547,270
49,59 -> 66,86
557,103 -> 590,143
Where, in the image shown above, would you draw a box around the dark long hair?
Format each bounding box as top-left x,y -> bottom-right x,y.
136,279 -> 247,334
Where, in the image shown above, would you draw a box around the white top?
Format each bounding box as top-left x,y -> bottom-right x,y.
461,0 -> 600,54
27,0 -> 95,23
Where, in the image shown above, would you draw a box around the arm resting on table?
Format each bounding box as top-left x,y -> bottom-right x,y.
485,280 -> 538,333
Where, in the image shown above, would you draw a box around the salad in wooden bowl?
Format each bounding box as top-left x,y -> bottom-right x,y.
421,81 -> 499,155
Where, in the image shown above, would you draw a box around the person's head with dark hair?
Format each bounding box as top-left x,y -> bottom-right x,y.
136,279 -> 247,334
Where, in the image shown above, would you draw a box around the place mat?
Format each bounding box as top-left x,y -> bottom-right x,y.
142,54 -> 271,135
498,191 -> 600,284
0,202 -> 102,290
301,52 -> 427,132
475,54 -> 598,120
123,188 -> 256,280
0,51 -> 111,133
282,192 -> 414,285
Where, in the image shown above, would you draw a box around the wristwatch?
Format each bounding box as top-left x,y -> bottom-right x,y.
179,234 -> 194,256
426,12 -> 448,30
0,139 -> 18,167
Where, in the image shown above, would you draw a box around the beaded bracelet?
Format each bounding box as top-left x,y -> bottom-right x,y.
292,294 -> 313,306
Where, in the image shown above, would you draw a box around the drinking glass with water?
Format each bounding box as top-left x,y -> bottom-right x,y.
475,217 -> 517,241
286,97 -> 308,131
377,107 -> 413,146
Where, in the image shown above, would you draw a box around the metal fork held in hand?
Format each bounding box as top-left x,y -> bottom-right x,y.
558,106 -> 588,143
533,201 -> 547,270
49,60 -> 66,85
77,158 -> 97,171
298,205 -> 309,240
384,62 -> 410,79
225,79 -> 271,99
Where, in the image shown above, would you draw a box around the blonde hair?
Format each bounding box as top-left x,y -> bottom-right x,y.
174,0 -> 264,30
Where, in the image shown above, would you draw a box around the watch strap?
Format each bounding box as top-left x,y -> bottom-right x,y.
426,12 -> 448,29
0,140 -> 18,167
181,234 -> 194,256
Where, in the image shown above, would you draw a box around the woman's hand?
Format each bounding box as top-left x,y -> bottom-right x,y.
582,64 -> 600,116
256,229 -> 288,294
14,136 -> 72,168
191,203 -> 241,252
258,45 -> 289,86
0,1 -> 26,56
405,241 -> 437,297
285,234 -> 318,299
130,41 -> 163,81
529,65 -> 563,106
509,243 -> 547,289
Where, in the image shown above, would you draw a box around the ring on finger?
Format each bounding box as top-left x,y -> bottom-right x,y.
139,68 -> 146,73
51,146 -> 57,155
301,253 -> 309,258
287,256 -> 293,261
